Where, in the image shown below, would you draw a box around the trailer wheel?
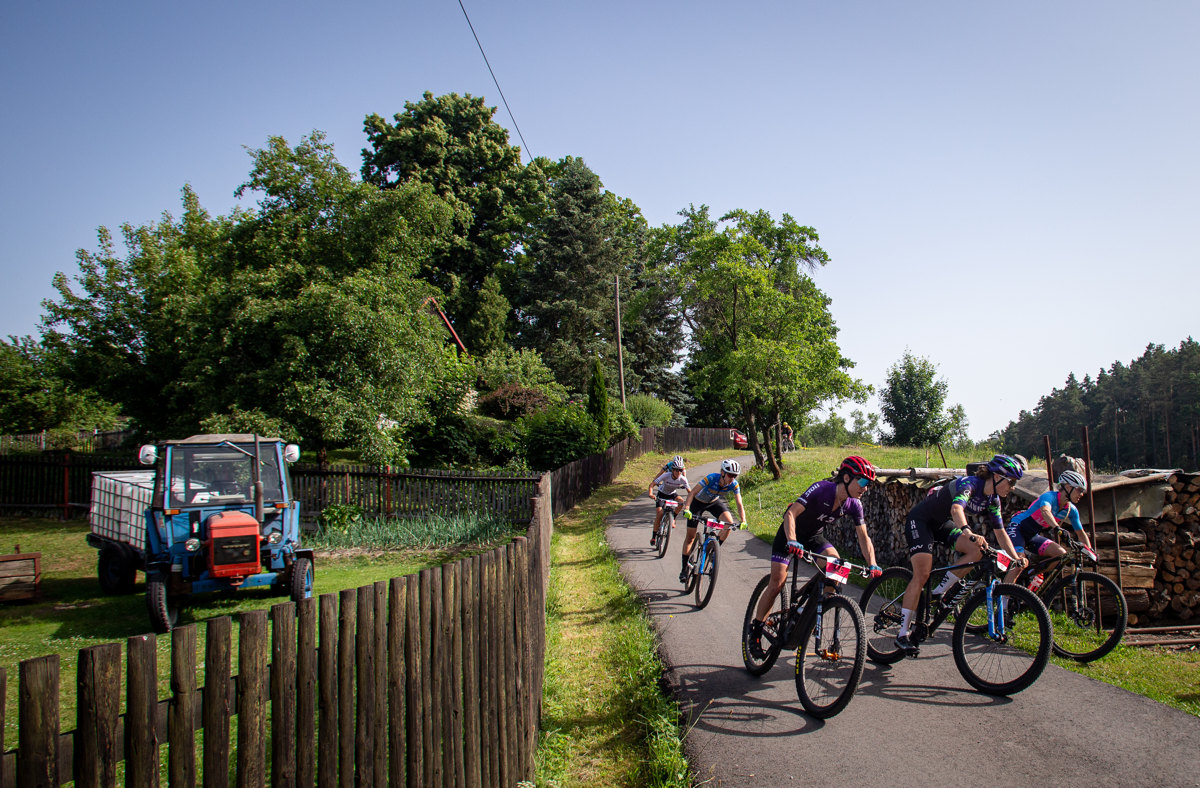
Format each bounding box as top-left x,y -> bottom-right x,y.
289,557 -> 314,604
98,546 -> 137,595
147,573 -> 181,633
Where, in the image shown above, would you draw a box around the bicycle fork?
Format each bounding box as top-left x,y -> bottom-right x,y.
985,582 -> 1008,641
812,599 -> 843,661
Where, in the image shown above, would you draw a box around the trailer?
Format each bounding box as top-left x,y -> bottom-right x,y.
86,434 -> 314,632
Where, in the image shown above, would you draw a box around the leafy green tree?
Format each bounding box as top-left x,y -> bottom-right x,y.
516,157 -> 625,394
520,403 -> 595,471
626,393 -> 673,428
361,92 -> 547,333
672,206 -> 864,476
464,274 -> 510,356
880,351 -> 950,447
587,359 -> 610,450
0,337 -> 119,433
945,403 -> 972,451
848,409 -> 880,444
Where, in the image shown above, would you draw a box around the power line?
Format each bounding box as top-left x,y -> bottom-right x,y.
456,0 -> 533,162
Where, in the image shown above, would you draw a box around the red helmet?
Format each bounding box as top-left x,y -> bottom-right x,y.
840,456 -> 876,481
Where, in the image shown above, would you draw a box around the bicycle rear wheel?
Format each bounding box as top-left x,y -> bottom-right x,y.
655,512 -> 672,558
952,583 -> 1051,695
860,566 -> 912,664
742,574 -> 785,675
794,594 -> 866,719
695,539 -> 719,608
1044,571 -> 1127,662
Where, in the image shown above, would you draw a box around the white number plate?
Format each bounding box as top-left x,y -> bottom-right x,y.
995,552 -> 1012,571
824,560 -> 851,585
1082,546 -> 1098,562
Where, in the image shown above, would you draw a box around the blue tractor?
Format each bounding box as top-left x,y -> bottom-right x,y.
88,433 -> 314,633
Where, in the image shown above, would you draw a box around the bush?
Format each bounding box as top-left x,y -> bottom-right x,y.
609,398 -> 640,444
474,347 -> 568,402
476,383 -> 552,420
520,403 -> 597,471
626,394 -> 673,428
735,464 -> 771,492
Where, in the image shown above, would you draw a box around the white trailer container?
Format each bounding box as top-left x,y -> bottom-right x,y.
87,470 -> 154,592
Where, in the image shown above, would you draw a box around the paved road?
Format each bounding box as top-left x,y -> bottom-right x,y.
608,457 -> 1200,787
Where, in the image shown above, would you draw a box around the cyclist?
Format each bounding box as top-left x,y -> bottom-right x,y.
678,458 -> 748,583
647,456 -> 690,546
893,454 -> 1026,653
747,456 -> 884,659
1002,470 -> 1094,584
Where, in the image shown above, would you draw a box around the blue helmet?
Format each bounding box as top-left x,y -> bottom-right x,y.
987,454 -> 1024,480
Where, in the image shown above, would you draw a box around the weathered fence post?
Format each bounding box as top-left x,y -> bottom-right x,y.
19,655 -> 59,787
318,594 -> 338,788
271,602 -> 297,788
125,635 -> 157,788
237,609 -> 268,788
355,586 -> 376,785
296,596 -> 317,788
387,576 -> 407,787
404,573 -> 423,788
169,625 -> 198,787
75,644 -> 120,787
372,580 -> 387,786
462,555 -> 481,788
203,616 -> 232,788
336,588 -> 356,788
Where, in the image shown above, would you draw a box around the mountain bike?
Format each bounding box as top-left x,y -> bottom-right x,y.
652,498 -> 682,559
740,549 -> 868,718
860,542 -> 1053,695
1010,526 -> 1128,662
681,517 -> 740,609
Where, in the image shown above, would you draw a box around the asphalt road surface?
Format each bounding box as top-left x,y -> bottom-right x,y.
608,457 -> 1200,787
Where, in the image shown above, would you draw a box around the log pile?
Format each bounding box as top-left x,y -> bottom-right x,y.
1143,472 -> 1200,622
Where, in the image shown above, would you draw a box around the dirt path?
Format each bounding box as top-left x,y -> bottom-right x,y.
608,457 -> 1200,787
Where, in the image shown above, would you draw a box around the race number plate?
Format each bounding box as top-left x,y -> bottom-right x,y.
994,552 -> 1012,571
1082,546 -> 1098,562
824,560 -> 851,585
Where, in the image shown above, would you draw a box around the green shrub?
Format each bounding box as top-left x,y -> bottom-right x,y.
735,464 -> 771,492
520,403 -> 596,471
474,347 -> 568,402
317,503 -> 366,534
587,360 -> 610,451
476,383 -> 551,420
609,399 -> 640,444
626,394 -> 673,428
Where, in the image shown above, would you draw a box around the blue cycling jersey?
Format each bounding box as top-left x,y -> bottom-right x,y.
1009,490 -> 1083,539
694,472 -> 740,503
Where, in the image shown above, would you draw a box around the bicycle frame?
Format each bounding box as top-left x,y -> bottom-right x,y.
781,551 -> 866,650
913,548 -> 1013,643
692,518 -> 733,574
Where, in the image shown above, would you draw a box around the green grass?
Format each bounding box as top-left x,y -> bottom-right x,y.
0,514 -> 512,753
535,449 -> 729,788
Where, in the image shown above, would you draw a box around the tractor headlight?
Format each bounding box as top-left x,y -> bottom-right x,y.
185,538 -> 201,552
267,531 -> 283,545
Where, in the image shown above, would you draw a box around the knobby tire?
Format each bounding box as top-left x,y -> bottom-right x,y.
952,582 -> 1051,695
794,594 -> 867,719
860,566 -> 913,664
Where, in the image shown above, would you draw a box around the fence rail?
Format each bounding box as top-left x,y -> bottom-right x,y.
1,476 -> 553,787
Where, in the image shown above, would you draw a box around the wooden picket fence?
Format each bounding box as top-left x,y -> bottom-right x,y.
290,466 -> 541,529
658,427 -> 738,452
0,475 -> 552,787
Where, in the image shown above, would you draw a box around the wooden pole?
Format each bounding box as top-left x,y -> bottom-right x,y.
614,274 -> 626,408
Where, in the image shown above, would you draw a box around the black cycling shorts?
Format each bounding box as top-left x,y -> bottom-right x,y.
688,497 -> 729,525
770,525 -> 833,565
905,516 -> 963,557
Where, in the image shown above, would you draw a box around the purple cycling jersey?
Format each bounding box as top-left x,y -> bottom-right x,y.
786,479 -> 865,540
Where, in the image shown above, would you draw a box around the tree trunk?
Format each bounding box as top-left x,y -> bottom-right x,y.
763,410 -> 782,479
742,406 -> 763,468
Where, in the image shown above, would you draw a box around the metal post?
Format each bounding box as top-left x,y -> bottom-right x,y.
1043,435 -> 1054,492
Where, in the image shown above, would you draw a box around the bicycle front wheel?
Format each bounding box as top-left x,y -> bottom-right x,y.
952,583 -> 1051,696
742,574 -> 785,675
860,566 -> 912,664
655,513 -> 672,558
695,539 -> 720,608
795,595 -> 866,719
1044,571 -> 1127,662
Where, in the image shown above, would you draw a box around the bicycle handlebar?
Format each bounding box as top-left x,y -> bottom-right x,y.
789,547 -> 872,579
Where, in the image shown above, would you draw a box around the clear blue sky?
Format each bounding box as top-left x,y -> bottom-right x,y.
2,1 -> 1196,440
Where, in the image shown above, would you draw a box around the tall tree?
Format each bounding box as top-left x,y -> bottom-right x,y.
879,351 -> 950,447
673,206 -> 863,476
361,92 -> 547,343
515,157 -> 625,394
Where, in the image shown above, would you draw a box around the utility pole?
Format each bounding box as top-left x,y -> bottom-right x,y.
615,274 -> 626,407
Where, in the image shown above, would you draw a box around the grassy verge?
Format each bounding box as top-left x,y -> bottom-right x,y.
535,449 -> 729,788
740,446 -> 1200,718
0,514 -> 515,750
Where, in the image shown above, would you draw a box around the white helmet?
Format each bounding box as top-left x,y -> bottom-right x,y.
1058,470 -> 1087,492
671,455 -> 685,469
721,459 -> 741,476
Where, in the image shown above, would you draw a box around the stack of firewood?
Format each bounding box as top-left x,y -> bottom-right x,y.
1144,472 -> 1200,621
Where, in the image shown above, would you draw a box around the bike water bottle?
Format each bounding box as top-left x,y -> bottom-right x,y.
1029,573 -> 1045,592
